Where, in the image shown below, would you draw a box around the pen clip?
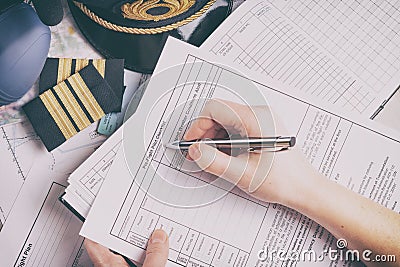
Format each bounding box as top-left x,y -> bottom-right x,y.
247,146 -> 289,153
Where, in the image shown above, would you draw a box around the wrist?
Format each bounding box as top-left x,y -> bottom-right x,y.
281,168 -> 328,213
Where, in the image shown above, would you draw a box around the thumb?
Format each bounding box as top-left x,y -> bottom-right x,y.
143,229 -> 169,267
188,143 -> 245,185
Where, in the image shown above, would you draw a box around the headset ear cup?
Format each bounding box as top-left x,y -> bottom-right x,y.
0,3 -> 50,106
187,5 -> 232,47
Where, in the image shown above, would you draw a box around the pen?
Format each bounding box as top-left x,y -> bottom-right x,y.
166,136 -> 296,152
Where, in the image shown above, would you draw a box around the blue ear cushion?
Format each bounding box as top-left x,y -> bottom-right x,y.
0,3 -> 50,106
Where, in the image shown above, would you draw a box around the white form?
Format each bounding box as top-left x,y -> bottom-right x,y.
80,38 -> 400,267
14,182 -> 92,267
0,121 -> 107,266
0,163 -> 94,267
0,121 -> 106,229
0,121 -> 42,229
64,79 -> 148,218
63,139 -> 122,218
270,0 -> 400,96
201,0 -> 400,118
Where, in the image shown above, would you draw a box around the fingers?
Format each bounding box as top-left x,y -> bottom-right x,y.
143,229 -> 169,267
188,143 -> 249,187
84,231 -> 169,267
184,99 -> 252,141
84,239 -> 128,267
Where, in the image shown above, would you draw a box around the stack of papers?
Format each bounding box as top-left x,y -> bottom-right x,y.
60,80 -> 147,220
1,0 -> 399,266
61,1 -> 400,266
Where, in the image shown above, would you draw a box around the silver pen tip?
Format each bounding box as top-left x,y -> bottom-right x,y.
165,141 -> 180,150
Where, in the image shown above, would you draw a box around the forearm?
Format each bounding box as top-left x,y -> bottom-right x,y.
285,171 -> 400,266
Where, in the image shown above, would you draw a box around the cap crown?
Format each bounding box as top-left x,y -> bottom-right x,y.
74,0 -> 213,30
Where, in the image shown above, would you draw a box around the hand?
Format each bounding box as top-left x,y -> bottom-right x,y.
184,99 -> 318,207
185,99 -> 400,265
84,229 -> 169,267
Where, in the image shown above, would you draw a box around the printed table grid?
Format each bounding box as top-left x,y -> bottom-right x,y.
102,49 -> 396,266
125,207 -> 250,267
278,0 -> 400,90
108,53 -> 379,266
110,56 -> 267,266
155,159 -> 266,207
78,142 -> 120,197
210,2 -> 376,113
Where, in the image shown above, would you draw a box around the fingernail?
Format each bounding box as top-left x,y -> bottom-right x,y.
151,229 -> 167,244
188,144 -> 201,160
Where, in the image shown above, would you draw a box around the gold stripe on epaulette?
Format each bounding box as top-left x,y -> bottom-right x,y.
57,58 -> 72,83
68,74 -> 105,121
75,59 -> 90,72
54,82 -> 91,130
40,90 -> 77,139
92,59 -> 106,77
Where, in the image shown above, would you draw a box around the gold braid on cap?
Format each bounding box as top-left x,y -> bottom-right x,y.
73,0 -> 216,35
